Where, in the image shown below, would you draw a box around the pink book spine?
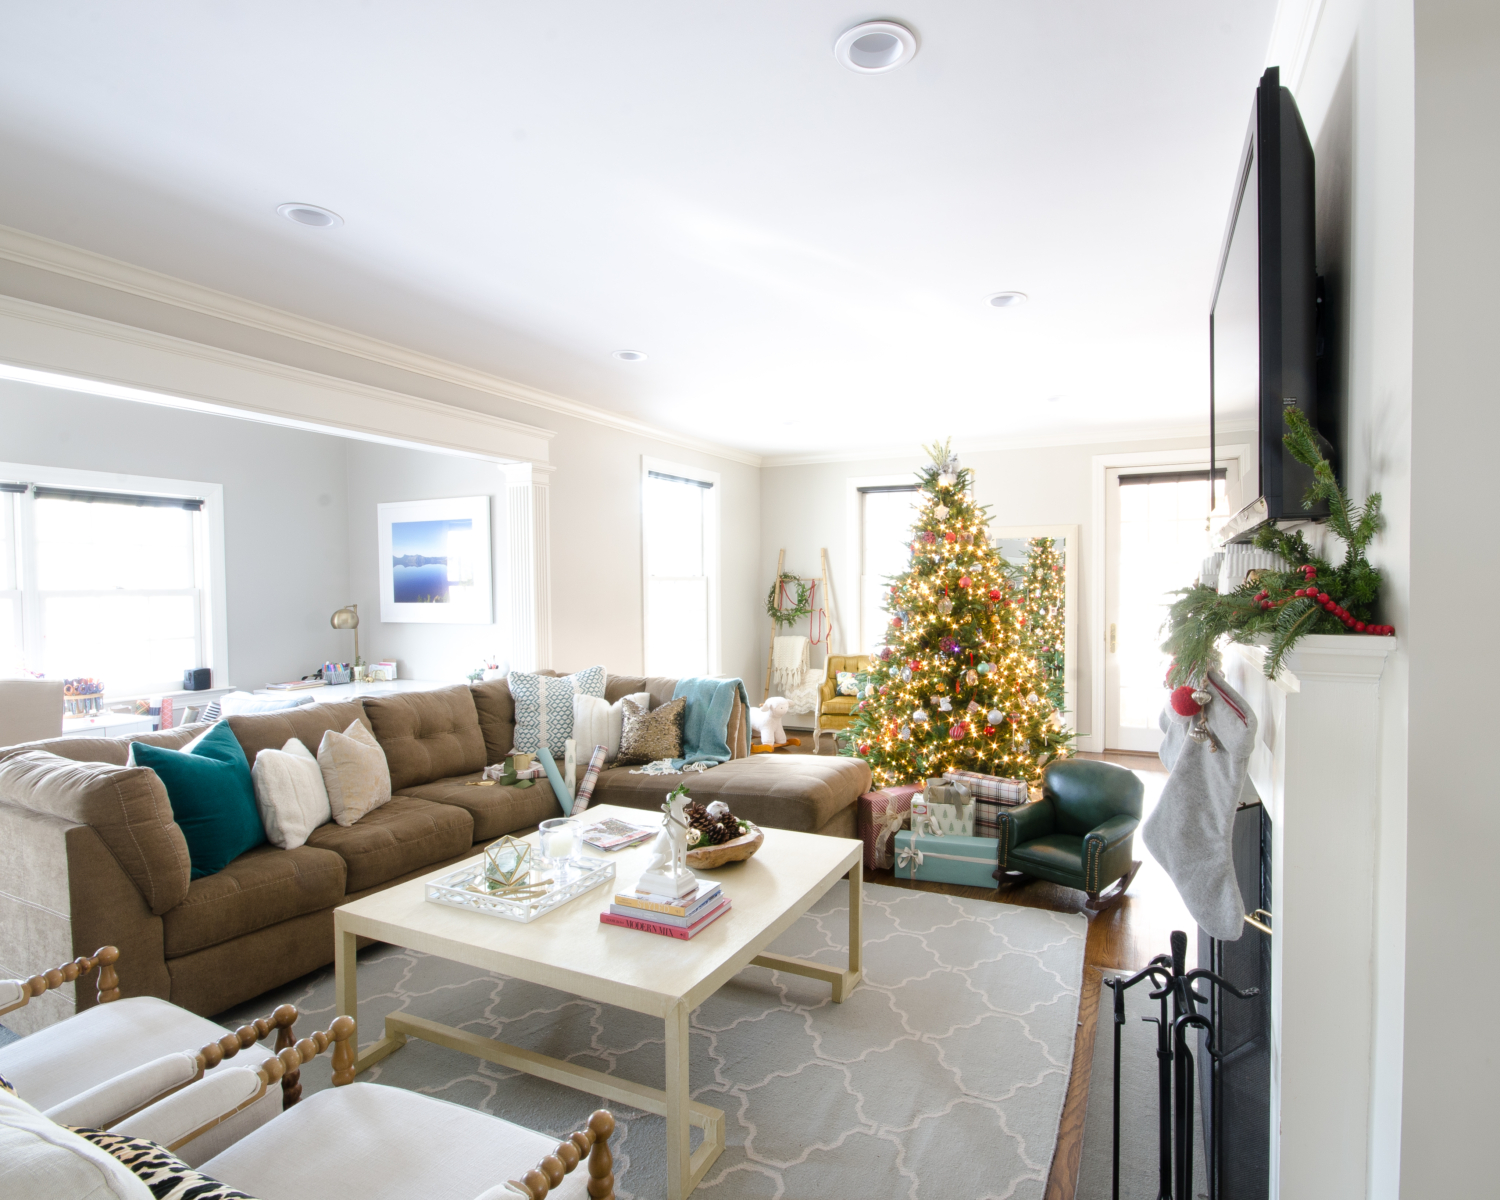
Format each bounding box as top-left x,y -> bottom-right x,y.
599,900 -> 729,940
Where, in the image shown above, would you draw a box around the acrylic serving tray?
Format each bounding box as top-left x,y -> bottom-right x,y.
425,854 -> 616,923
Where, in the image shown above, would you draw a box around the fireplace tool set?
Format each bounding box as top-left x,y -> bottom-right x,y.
1103,930 -> 1259,1200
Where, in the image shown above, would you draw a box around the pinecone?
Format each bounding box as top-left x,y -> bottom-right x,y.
712,813 -> 744,843
685,802 -> 715,837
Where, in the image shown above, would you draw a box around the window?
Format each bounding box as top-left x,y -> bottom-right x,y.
1105,467 -> 1227,750
858,485 -> 921,656
0,466 -> 224,697
642,460 -> 719,678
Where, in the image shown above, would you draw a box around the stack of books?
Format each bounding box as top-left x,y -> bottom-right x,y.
599,881 -> 729,940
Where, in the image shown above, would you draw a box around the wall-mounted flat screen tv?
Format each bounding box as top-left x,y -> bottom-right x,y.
1211,66 -> 1326,542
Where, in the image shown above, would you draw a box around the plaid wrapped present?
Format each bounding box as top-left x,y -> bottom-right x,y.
857,785 -> 922,871
943,770 -> 1030,840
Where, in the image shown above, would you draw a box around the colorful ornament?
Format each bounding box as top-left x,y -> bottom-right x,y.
937,597 -> 953,615
965,669 -> 979,685
944,532 -> 957,543
949,722 -> 968,739
988,588 -> 1002,601
958,575 -> 972,588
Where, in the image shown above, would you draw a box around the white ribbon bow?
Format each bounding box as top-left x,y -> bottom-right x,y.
896,845 -> 924,871
874,806 -> 908,860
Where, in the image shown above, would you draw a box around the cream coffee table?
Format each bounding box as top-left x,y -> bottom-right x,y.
334,804 -> 863,1200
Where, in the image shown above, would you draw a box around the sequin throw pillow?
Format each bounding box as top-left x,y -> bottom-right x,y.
616,696 -> 686,766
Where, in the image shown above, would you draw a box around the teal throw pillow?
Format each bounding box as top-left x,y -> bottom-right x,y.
131,722 -> 265,879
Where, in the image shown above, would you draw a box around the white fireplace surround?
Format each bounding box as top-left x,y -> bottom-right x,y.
1222,634 -> 1393,1200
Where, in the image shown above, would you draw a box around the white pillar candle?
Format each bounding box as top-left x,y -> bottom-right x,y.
543,828 -> 575,859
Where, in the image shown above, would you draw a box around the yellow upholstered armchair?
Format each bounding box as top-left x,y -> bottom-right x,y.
814,654 -> 871,754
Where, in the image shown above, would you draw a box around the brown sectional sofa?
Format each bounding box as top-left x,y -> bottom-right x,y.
0,674 -> 869,1034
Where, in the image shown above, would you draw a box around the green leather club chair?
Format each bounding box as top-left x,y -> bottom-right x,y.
994,759 -> 1144,910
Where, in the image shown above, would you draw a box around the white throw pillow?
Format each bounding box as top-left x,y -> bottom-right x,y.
252,739 -> 333,849
572,691 -> 652,763
509,665 -> 606,757
0,1088 -> 152,1200
317,721 -> 392,827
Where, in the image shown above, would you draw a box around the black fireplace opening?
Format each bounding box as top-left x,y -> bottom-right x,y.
1199,799 -> 1272,1198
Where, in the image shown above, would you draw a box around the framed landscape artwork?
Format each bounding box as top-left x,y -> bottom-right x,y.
377,496 -> 493,624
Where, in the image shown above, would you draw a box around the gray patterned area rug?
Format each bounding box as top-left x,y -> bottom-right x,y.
220,881 -> 1086,1200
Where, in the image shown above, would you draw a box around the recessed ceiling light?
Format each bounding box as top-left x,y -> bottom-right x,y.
987,291 -> 1029,308
613,350 -> 647,362
834,21 -> 917,73
277,202 -> 343,228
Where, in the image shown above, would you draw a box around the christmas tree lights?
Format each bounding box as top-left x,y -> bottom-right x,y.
1018,536 -> 1067,712
850,442 -> 1074,788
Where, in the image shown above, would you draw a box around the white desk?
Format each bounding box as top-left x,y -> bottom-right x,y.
253,679 -> 457,704
58,712 -> 157,739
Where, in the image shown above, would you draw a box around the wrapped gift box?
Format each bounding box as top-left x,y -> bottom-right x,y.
893,829 -> 999,888
943,770 -> 1030,839
915,778 -> 973,836
857,785 -> 922,872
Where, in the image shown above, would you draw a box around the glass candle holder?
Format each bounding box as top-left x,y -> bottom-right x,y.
538,817 -> 579,862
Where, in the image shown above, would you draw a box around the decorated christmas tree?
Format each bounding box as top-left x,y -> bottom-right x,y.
1018,536 -> 1066,712
850,443 -> 1073,787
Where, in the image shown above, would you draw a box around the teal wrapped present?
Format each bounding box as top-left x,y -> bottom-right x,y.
893,830 -> 999,888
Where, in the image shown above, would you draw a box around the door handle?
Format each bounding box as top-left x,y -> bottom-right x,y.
1109,623 -> 1117,653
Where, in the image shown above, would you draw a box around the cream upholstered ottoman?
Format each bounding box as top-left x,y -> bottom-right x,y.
201,1083 -> 604,1200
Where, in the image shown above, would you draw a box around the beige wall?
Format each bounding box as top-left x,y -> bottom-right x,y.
759,429 -> 1254,739
1403,0 -> 1496,1193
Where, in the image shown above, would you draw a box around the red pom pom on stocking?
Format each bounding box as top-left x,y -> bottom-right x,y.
1170,685 -> 1202,716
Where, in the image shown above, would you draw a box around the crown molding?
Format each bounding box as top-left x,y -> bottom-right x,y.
760,418 -> 1257,468
0,223 -> 764,469
0,293 -> 556,463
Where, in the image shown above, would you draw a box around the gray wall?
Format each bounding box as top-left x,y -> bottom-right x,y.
0,378 -> 352,690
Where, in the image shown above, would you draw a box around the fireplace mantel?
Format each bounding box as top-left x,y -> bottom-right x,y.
1222,635 -> 1393,1200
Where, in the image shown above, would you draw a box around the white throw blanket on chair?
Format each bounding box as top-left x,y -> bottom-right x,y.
771,636 -> 820,712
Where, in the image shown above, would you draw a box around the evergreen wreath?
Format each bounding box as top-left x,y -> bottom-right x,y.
765,573 -> 813,629
1163,407 -> 1392,685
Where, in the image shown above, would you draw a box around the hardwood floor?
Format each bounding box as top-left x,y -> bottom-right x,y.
847,748 -> 1187,1200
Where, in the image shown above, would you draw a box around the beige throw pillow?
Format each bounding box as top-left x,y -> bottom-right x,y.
252,738 -> 332,849
616,696 -> 685,766
317,721 -> 392,827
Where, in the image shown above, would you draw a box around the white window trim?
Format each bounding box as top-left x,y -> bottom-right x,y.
0,460 -> 228,699
641,456 -> 721,677
1087,443 -> 1250,753
844,473 -> 918,658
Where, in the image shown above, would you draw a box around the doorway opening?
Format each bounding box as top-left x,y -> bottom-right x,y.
1103,465 -> 1227,752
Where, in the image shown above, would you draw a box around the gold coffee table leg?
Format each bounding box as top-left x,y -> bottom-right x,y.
750,860 -> 864,1002
334,918 -> 405,1075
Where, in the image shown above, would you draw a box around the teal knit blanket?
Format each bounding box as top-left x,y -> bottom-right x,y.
671,677 -> 750,768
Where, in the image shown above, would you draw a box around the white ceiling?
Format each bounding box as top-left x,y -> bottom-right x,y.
0,2 -> 1276,459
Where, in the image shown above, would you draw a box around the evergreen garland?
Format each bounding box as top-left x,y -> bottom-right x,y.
1163,408 -> 1392,685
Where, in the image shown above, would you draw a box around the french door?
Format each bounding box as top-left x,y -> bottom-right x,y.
1103,462 -> 1228,751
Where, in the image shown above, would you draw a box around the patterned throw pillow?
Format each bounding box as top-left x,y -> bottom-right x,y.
509,666 -> 606,758
836,671 -> 860,696
616,696 -> 685,766
70,1127 -> 258,1199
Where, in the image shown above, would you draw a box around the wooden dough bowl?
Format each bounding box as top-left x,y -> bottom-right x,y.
686,823 -> 764,869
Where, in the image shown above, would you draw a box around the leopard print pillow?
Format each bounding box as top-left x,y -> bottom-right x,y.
70,1127 -> 258,1200
616,696 -> 685,766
